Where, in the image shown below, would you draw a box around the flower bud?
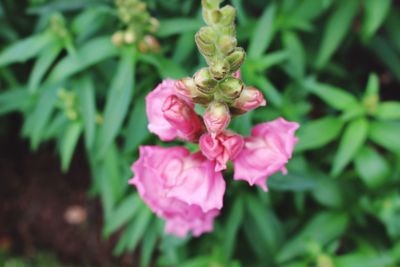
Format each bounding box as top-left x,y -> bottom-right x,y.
111,31 -> 124,47
209,59 -> 230,80
124,30 -> 136,44
176,78 -> 213,105
226,47 -> 245,71
162,95 -> 204,141
143,35 -> 160,53
194,68 -> 217,94
218,35 -> 237,55
233,86 -> 266,112
219,5 -> 236,26
204,102 -> 231,136
149,18 -> 160,33
218,77 -> 244,100
195,27 -> 216,57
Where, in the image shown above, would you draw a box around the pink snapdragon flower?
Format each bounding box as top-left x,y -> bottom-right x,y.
233,118 -> 299,191
203,102 -> 231,136
130,146 -> 225,237
199,131 -> 244,171
162,95 -> 204,142
146,79 -> 198,141
233,86 -> 266,111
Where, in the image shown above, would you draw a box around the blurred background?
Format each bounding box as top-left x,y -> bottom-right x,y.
1,0 -> 400,266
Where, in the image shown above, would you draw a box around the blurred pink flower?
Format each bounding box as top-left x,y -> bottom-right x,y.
130,146 -> 225,237
233,70 -> 241,79
233,86 -> 266,112
199,131 -> 244,171
146,79 -> 194,141
204,102 -> 231,136
233,118 -> 299,191
162,95 -> 204,142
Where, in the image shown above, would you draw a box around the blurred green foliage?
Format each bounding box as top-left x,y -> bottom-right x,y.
1,0 -> 400,266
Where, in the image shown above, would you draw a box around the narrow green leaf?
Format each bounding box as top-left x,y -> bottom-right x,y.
123,94 -> 149,153
47,36 -> 118,82
362,0 -> 391,41
369,121 -> 400,154
140,220 -> 160,267
0,32 -> 55,67
252,50 -> 288,71
126,206 -> 152,252
355,146 -> 389,188
28,43 -> 62,94
97,48 -> 136,158
77,76 -> 97,150
0,88 -> 31,115
335,253 -> 394,267
296,116 -> 344,152
157,18 -> 202,37
282,31 -> 305,79
268,172 -> 317,191
369,36 -> 400,81
60,121 -> 82,172
103,194 -> 141,237
306,81 -> 358,110
27,0 -> 101,14
331,117 -> 369,176
277,212 -> 348,263
375,102 -> 400,120
364,73 -> 379,97
139,54 -> 188,79
316,0 -> 358,68
224,197 -> 244,260
248,4 -> 276,58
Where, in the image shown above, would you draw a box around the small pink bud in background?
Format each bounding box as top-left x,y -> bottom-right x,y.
162,95 -> 204,142
200,131 -> 244,171
204,102 -> 231,136
232,70 -> 241,79
233,117 -> 299,191
146,80 -> 193,141
233,86 -> 266,111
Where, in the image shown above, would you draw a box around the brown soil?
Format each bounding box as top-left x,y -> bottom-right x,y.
0,117 -> 134,267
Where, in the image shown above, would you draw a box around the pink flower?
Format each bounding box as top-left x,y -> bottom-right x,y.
162,95 -> 204,142
146,79 -> 194,141
199,131 -> 244,171
233,117 -> 299,191
204,102 -> 231,136
233,87 -> 266,111
130,146 -> 225,237
233,70 -> 241,79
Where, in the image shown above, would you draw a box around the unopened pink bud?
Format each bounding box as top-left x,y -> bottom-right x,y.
162,95 -> 204,141
234,87 -> 266,111
204,102 -> 231,136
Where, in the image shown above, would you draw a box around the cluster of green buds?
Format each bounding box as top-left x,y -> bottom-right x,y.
49,14 -> 72,46
112,0 -> 160,53
58,89 -> 79,121
176,0 -> 264,133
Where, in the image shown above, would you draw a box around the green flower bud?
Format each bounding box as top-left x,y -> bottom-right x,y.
218,76 -> 244,100
209,59 -> 230,80
111,31 -> 125,47
195,28 -> 216,57
218,35 -> 237,55
226,47 -> 246,71
210,10 -> 222,24
124,30 -> 136,44
194,68 -> 218,94
219,5 -> 236,26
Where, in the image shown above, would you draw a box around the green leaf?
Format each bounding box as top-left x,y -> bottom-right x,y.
306,80 -> 358,110
252,50 -> 288,71
77,76 -> 97,150
157,18 -> 202,37
295,116 -> 344,152
140,220 -> 160,267
331,117 -> 369,176
253,76 -> 283,107
268,172 -> 317,191
0,88 -> 31,115
362,0 -> 391,41
277,212 -> 349,263
123,94 -> 149,153
282,31 -> 305,79
139,54 -> 188,78
369,36 -> 400,81
312,176 -> 344,208
316,0 -> 358,68
97,48 -> 136,158
27,0 -> 101,14
60,121 -> 82,172
364,73 -> 380,97
369,121 -> 400,154
28,43 -> 62,93
335,253 -> 394,267
125,206 -> 153,252
103,194 -> 141,237
0,32 -> 55,67
224,197 -> 244,260
355,146 -> 389,188
47,36 -> 118,82
248,4 -> 276,58
375,102 -> 400,120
